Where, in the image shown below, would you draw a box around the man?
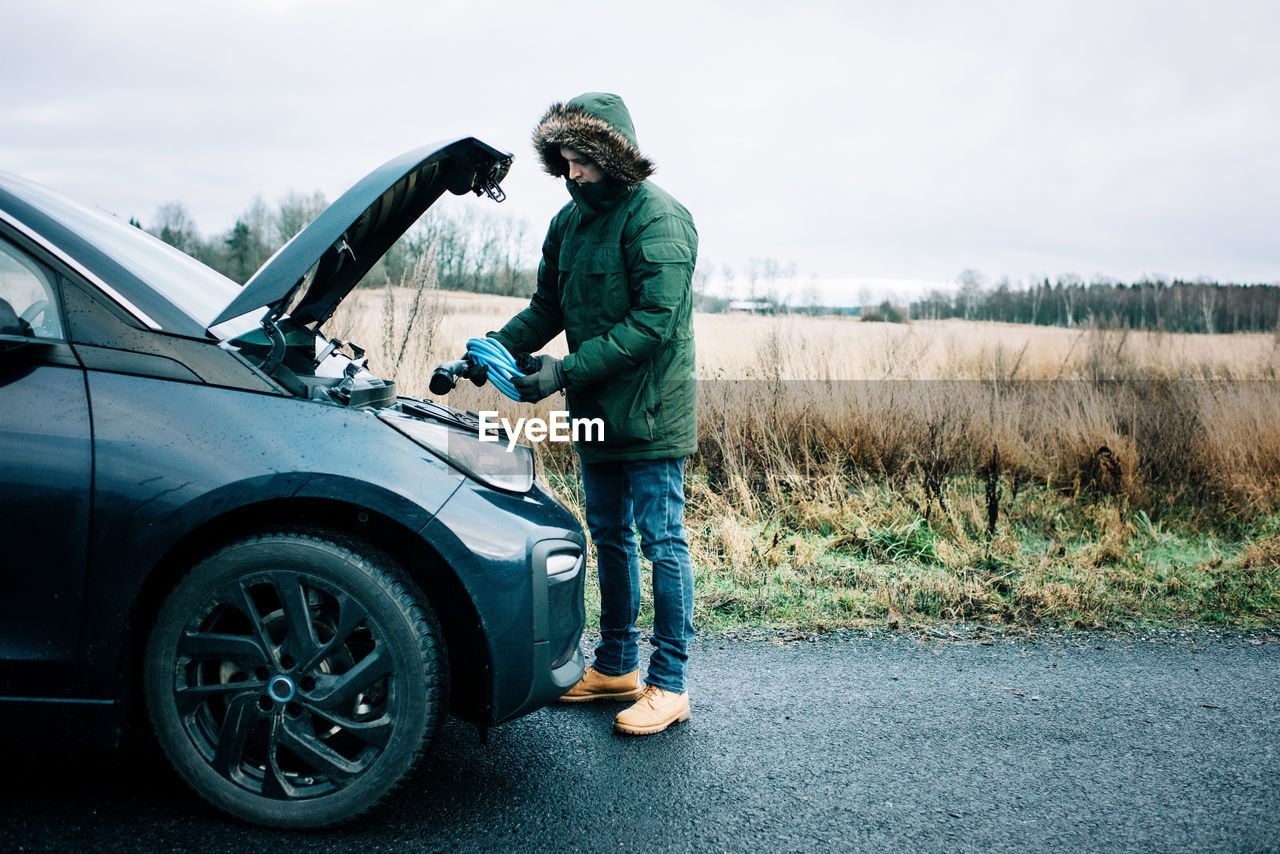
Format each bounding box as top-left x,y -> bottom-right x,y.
492,93 -> 698,735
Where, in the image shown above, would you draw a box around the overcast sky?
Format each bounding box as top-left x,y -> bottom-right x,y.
3,0 -> 1277,303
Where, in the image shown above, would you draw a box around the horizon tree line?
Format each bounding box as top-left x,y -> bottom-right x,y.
909,269 -> 1280,334
136,192 -> 535,297
135,195 -> 1277,332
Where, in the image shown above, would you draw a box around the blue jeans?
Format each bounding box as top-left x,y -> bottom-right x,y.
579,457 -> 696,694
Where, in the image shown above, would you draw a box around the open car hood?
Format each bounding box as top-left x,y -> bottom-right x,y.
210,137 -> 511,331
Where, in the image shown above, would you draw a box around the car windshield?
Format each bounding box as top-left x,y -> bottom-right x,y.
3,174 -> 243,330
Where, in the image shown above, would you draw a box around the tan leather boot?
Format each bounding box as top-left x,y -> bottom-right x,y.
559,666 -> 642,703
613,684 -> 691,735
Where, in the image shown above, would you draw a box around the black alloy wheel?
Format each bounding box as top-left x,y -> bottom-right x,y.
144,532 -> 445,828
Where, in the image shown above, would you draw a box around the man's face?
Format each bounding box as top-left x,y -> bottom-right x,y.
561,146 -> 605,185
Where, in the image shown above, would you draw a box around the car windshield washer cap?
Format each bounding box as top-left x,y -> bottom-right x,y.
209,137 -> 512,331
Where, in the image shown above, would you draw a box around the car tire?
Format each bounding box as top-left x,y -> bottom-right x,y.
144,531 -> 445,828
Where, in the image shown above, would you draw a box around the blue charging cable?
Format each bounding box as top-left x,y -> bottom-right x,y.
465,337 -> 524,401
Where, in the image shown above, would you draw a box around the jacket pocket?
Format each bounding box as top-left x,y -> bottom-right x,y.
582,247 -> 630,334
639,242 -> 694,265
568,370 -> 654,445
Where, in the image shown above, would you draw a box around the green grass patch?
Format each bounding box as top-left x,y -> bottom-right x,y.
550,470 -> 1280,632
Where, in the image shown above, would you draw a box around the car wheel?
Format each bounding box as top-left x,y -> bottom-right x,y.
144,532 -> 445,828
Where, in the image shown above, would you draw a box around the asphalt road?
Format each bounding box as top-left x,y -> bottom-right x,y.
2,628 -> 1277,853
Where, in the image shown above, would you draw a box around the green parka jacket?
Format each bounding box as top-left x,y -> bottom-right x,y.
491,93 -> 698,464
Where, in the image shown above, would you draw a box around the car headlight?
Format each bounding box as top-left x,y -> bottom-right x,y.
378,411 -> 534,493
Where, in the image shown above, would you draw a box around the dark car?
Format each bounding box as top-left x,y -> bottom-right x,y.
0,138 -> 586,828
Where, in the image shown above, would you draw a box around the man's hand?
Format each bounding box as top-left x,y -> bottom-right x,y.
512,354 -> 566,403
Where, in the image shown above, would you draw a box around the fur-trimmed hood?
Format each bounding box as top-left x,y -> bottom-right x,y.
532,93 -> 655,185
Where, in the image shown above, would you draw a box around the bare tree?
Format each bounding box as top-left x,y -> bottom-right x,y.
745,257 -> 762,302
721,263 -> 736,301
1059,273 -> 1082,327
149,202 -> 201,254
782,260 -> 798,306
760,257 -> 781,305
957,269 -> 984,321
692,258 -> 711,304
1200,283 -> 1218,334
801,273 -> 822,315
276,190 -> 327,244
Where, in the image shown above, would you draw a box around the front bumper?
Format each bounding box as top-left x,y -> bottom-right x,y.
502,538 -> 587,721
419,477 -> 586,725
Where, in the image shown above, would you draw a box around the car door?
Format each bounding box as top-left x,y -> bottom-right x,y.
0,233 -> 91,691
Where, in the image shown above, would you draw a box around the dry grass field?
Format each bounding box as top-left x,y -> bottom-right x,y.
335,287 -> 1280,385
329,282 -> 1280,630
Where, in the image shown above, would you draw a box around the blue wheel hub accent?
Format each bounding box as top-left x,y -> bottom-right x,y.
268,675 -> 296,703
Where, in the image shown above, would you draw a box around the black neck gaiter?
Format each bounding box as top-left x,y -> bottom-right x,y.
567,179 -> 630,218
